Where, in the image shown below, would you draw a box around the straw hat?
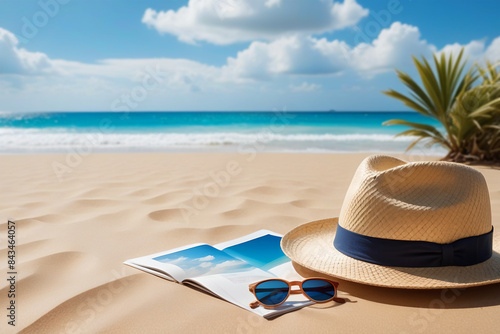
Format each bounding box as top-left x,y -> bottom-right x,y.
281,155 -> 500,289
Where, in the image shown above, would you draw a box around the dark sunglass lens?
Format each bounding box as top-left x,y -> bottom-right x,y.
255,280 -> 289,306
302,279 -> 336,302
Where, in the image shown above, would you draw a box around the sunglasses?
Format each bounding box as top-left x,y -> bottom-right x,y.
249,278 -> 346,309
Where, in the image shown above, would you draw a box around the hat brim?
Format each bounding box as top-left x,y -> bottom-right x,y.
281,218 -> 500,289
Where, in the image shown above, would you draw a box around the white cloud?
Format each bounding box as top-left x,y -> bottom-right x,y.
349,22 -> 436,76
1,23 -> 498,90
183,260 -> 249,277
330,0 -> 370,30
197,255 -> 215,262
222,22 -> 500,80
437,36 -> 500,66
2,23 -> 500,112
223,35 -> 350,79
290,82 -> 322,92
223,22 -> 436,79
265,0 -> 281,8
484,37 -> 500,63
438,40 -> 485,61
222,22 -> 500,81
47,57 -> 222,98
212,260 -> 246,271
0,28 -> 53,75
142,0 -> 368,45
168,256 -> 188,265
199,262 -> 213,268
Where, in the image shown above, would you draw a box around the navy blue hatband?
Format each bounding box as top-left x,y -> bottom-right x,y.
333,224 -> 493,267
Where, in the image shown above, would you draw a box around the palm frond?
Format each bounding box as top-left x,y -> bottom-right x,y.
382,48 -> 500,161
383,89 -> 431,116
383,119 -> 445,139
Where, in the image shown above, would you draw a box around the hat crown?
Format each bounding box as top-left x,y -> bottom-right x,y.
338,155 -> 492,243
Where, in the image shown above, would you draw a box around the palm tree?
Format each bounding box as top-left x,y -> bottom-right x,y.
479,60 -> 500,85
449,80 -> 500,161
383,49 -> 500,162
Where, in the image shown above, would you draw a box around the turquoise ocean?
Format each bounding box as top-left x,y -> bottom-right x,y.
0,111 -> 446,155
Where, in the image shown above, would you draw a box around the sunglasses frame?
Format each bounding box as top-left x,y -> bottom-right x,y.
248,277 -> 345,309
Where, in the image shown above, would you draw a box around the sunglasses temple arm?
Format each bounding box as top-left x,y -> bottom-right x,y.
334,297 -> 346,304
249,300 -> 260,309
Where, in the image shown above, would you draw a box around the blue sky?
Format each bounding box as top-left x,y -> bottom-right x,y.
154,244 -> 254,277
153,234 -> 287,276
0,0 -> 499,112
223,234 -> 289,270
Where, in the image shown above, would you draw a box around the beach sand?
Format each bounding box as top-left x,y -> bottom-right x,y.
1,152 -> 499,333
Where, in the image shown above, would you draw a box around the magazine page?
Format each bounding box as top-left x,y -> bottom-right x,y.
124,230 -> 313,318
124,243 -> 209,282
183,230 -> 312,318
124,239 -> 277,284
184,272 -> 311,319
124,230 -> 293,282
214,230 -> 302,280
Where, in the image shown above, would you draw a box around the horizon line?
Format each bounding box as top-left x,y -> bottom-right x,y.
1,110 -> 416,113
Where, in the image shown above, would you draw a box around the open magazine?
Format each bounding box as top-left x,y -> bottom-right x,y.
124,230 -> 313,319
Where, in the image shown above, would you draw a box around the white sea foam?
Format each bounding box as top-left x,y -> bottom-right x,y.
0,128 -> 446,155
